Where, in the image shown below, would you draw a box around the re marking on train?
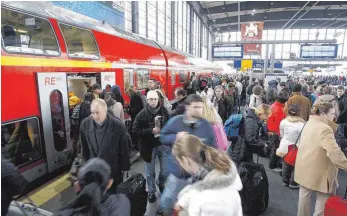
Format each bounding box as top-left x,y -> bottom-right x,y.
19,173 -> 71,207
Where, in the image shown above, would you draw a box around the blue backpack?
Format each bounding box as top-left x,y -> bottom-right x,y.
224,114 -> 243,137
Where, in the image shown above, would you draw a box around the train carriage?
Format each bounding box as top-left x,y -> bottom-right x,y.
1,1 -> 221,183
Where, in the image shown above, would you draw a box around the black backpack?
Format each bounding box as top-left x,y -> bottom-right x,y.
238,162 -> 269,216
117,173 -> 147,216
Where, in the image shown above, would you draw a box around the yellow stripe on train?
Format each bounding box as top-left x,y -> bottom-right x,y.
1,56 -> 113,68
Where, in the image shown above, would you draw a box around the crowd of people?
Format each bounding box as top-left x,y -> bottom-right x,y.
2,72 -> 347,216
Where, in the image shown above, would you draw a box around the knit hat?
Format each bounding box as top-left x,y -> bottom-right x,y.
104,93 -> 116,107
69,96 -> 81,106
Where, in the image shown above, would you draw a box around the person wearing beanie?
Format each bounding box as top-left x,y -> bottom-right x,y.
249,85 -> 264,109
104,92 -> 124,121
284,84 -> 311,121
314,86 -> 340,119
55,158 -> 130,216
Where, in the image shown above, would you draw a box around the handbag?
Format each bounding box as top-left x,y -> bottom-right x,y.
283,124 -> 306,167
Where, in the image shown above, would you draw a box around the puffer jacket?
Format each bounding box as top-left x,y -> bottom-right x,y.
177,163 -> 243,216
314,94 -> 340,119
337,94 -> 347,124
276,116 -> 305,157
267,102 -> 286,135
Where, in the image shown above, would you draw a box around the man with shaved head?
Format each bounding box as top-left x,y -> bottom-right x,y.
132,90 -> 170,203
79,98 -> 130,192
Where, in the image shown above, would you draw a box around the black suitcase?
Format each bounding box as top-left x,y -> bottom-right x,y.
238,161 -> 269,216
117,173 -> 147,216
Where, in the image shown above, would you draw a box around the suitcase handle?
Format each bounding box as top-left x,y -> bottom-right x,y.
21,202 -> 37,211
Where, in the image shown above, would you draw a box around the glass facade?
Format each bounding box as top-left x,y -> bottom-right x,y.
124,1 -> 212,59
216,28 -> 347,59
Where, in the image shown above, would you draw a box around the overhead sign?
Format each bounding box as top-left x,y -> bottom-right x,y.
300,44 -> 338,59
212,45 -> 243,59
234,59 -> 283,69
241,22 -> 264,55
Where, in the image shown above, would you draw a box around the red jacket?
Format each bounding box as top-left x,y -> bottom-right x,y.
267,101 -> 286,135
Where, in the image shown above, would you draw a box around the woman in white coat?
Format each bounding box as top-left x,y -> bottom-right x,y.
172,134 -> 243,216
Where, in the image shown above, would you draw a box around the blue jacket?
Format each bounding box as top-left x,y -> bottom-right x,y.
160,115 -> 216,178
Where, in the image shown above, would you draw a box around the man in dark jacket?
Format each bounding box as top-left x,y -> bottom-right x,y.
132,90 -> 170,203
336,86 -> 347,156
171,88 -> 187,117
2,154 -> 28,216
159,94 -> 216,215
79,99 -> 130,193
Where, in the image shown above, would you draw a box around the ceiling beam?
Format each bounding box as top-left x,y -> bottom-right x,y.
282,1 -> 311,29
314,9 -> 347,28
286,1 -> 320,29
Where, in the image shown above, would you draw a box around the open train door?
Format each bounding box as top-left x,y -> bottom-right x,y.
37,73 -> 72,173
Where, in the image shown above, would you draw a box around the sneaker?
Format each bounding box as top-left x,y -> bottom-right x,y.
283,182 -> 289,187
156,209 -> 164,215
148,192 -> 157,203
289,184 -> 300,189
270,168 -> 282,173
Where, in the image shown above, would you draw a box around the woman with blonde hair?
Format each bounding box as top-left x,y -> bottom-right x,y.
155,89 -> 172,114
173,134 -> 243,216
201,95 -> 228,151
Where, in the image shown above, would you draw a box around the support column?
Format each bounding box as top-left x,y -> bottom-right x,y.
145,2 -> 148,38
200,20 -> 203,57
189,6 -> 194,54
131,1 -> 139,34
270,43 -> 275,73
171,1 -> 175,48
264,43 -> 269,74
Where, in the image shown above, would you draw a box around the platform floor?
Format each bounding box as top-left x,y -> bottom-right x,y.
30,155 -> 347,216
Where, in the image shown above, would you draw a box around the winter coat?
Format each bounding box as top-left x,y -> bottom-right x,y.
111,85 -> 124,106
337,94 -> 347,124
132,105 -> 170,162
276,116 -> 305,158
267,88 -> 278,105
236,82 -> 243,96
1,155 -> 28,216
249,94 -> 263,109
294,115 -> 347,194
129,92 -> 144,121
267,102 -> 286,135
284,93 -> 311,121
100,194 -> 131,216
314,94 -> 340,120
79,115 -> 130,185
177,163 -> 243,216
246,83 -> 256,96
109,102 -> 124,121
244,108 -> 264,155
212,96 -> 230,123
160,115 -> 217,178
268,80 -> 278,90
79,102 -> 92,126
171,96 -> 187,117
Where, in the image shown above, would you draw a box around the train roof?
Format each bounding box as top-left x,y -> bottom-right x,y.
2,1 -> 221,71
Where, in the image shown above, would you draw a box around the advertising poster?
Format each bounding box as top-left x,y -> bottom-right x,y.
241,22 -> 264,55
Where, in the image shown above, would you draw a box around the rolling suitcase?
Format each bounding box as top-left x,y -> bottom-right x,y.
117,173 -> 147,216
7,201 -> 53,216
324,187 -> 347,216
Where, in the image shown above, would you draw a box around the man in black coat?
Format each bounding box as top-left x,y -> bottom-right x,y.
171,88 -> 187,117
2,154 -> 28,216
132,90 -> 170,203
79,98 -> 130,193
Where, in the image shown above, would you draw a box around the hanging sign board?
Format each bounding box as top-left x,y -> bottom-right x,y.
212,44 -> 243,59
241,22 -> 264,55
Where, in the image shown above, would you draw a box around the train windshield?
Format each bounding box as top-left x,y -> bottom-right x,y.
1,8 -> 60,56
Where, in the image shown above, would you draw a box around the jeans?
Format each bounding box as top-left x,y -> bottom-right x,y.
144,145 -> 171,193
282,160 -> 296,185
269,134 -> 282,169
160,174 -> 189,216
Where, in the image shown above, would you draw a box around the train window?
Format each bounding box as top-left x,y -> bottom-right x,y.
50,90 -> 67,151
124,68 -> 134,91
1,8 -> 59,56
136,69 -> 149,89
179,71 -> 186,83
171,71 -> 176,85
59,23 -> 99,59
1,118 -> 42,167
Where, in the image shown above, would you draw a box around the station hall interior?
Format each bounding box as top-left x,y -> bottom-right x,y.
1,1 -> 347,216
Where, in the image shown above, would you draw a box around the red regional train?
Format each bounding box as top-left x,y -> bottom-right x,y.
1,2 -> 221,183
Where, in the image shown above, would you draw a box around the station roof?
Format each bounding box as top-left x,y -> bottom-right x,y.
199,1 -> 347,32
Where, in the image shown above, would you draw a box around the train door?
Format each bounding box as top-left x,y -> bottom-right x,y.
37,73 -> 71,173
